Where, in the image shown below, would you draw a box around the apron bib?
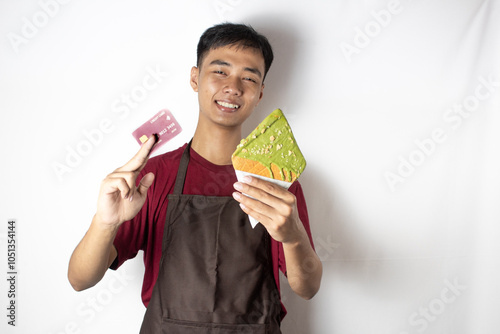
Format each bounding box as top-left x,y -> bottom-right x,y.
139,142 -> 281,334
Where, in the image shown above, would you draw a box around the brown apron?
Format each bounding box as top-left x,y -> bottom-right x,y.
139,142 -> 282,333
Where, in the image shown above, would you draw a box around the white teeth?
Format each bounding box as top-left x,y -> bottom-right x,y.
217,101 -> 240,109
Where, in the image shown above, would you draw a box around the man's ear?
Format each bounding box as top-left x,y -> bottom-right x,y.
190,66 -> 199,92
256,83 -> 265,105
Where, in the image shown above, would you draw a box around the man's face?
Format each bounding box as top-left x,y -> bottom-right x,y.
190,44 -> 266,130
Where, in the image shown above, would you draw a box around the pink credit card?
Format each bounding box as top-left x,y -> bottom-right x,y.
132,109 -> 182,154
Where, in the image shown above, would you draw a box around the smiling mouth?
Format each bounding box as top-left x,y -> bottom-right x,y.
216,100 -> 240,109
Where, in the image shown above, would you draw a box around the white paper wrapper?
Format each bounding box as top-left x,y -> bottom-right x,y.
234,169 -> 292,228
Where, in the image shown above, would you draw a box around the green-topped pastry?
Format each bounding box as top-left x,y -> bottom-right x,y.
232,109 -> 306,183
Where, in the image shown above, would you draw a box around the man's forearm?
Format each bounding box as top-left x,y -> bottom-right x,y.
283,233 -> 322,300
67,215 -> 119,291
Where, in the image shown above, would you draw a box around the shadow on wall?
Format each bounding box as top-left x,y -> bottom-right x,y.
240,14 -> 308,136
285,163 -> 338,334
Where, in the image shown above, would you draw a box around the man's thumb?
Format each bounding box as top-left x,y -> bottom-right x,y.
137,172 -> 155,194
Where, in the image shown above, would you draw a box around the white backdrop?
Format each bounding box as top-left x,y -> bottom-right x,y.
1,0 -> 499,333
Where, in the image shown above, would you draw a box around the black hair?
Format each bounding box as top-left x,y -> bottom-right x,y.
197,23 -> 274,80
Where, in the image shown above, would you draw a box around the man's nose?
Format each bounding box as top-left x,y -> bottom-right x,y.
223,77 -> 243,95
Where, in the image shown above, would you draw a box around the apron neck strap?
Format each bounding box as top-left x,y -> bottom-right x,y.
173,140 -> 192,195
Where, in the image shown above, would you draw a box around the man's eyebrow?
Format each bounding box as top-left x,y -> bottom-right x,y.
244,66 -> 262,79
210,59 -> 231,67
209,59 -> 262,79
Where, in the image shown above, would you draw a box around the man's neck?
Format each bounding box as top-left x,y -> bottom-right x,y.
191,123 -> 242,166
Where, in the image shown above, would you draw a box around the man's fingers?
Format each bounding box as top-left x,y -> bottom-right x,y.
117,135 -> 157,173
107,171 -> 140,200
108,171 -> 137,187
102,177 -> 133,199
233,191 -> 272,219
233,176 -> 297,223
236,198 -> 271,225
233,177 -> 293,209
238,176 -> 291,201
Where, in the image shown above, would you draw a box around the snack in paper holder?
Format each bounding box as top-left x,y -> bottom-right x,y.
232,109 -> 306,227
232,108 -> 306,183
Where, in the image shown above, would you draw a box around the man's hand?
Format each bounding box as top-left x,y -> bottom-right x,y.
96,135 -> 157,228
232,176 -> 305,244
232,175 -> 322,300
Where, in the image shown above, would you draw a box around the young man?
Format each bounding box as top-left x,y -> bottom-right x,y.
68,23 -> 322,333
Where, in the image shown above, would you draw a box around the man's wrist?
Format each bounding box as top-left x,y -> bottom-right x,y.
91,214 -> 121,236
282,229 -> 309,249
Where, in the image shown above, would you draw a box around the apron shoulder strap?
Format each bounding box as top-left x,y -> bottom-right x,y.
173,140 -> 192,195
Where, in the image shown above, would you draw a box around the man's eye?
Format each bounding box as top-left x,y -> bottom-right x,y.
244,77 -> 257,83
214,70 -> 225,75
